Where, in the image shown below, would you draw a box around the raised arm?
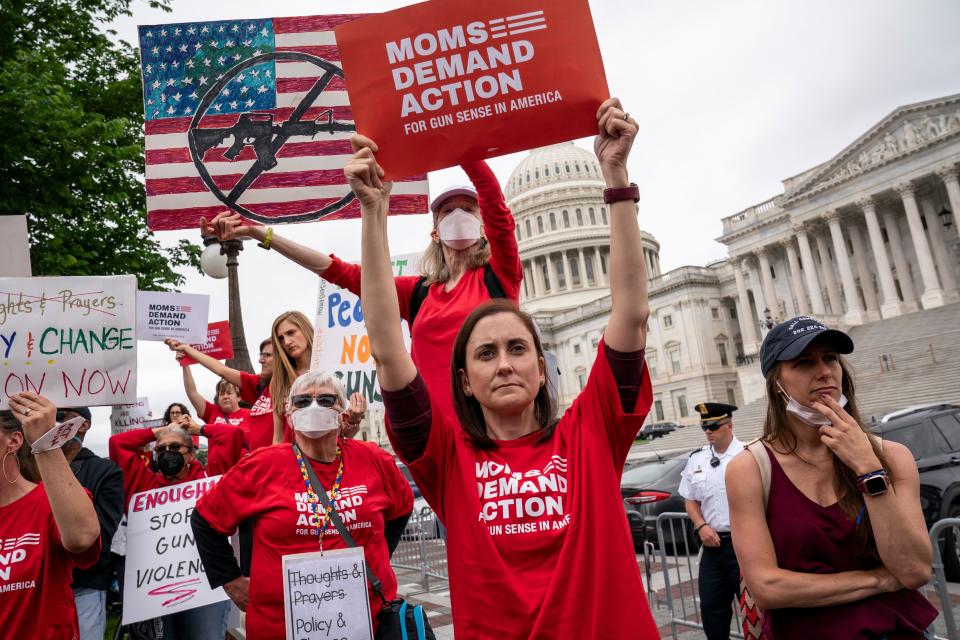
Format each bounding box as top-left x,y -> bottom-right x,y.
462,160 -> 522,295
180,362 -> 207,416
349,135 -> 418,392
203,213 -> 334,276
9,392 -> 100,553
596,98 -> 647,353
726,452 -> 902,609
165,337 -> 243,389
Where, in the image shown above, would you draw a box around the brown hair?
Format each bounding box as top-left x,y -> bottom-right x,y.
418,206 -> 491,285
451,300 -> 555,449
269,311 -> 315,419
215,378 -> 239,398
0,411 -> 39,482
259,338 -> 272,352
762,355 -> 889,554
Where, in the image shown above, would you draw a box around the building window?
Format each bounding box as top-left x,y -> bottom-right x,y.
591,336 -> 599,350
711,307 -> 720,320
576,209 -> 583,225
674,391 -> 689,418
600,252 -> 608,274
541,261 -> 551,293
718,342 -> 729,367
569,256 -> 580,286
544,165 -> 549,176
727,386 -> 738,405
770,265 -> 776,279
654,398 -> 665,421
881,227 -> 889,243
525,219 -> 532,237
562,210 -> 570,227
663,314 -> 673,328
555,163 -> 560,174
565,163 -> 571,173
515,227 -> 521,242
549,211 -> 557,231
585,256 -> 595,283
646,353 -> 658,378
589,207 -> 596,225
601,207 -> 607,225
573,343 -> 581,354
537,216 -> 544,234
555,259 -> 566,288
578,372 -> 587,390
575,162 -> 581,172
535,168 -> 539,179
729,306 -> 737,320
669,346 -> 681,374
526,171 -> 530,183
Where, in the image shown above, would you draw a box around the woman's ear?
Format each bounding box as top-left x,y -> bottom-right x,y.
430,227 -> 440,244
538,356 -> 546,387
459,368 -> 473,397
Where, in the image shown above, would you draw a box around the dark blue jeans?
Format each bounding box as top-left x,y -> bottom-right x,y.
159,600 -> 230,640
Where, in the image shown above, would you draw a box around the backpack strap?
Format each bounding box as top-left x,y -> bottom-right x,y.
482,263 -> 506,299
408,265 -> 506,330
745,439 -> 771,509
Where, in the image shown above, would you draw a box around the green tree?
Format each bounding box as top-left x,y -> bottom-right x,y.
0,0 -> 201,290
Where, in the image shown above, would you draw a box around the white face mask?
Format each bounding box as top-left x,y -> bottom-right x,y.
776,382 -> 848,427
437,209 -> 481,250
291,405 -> 341,438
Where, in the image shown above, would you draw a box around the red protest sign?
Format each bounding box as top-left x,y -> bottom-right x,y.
179,321 -> 234,366
335,0 -> 609,179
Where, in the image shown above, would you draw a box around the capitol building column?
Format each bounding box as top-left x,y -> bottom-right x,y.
847,222 -> 880,318
897,182 -> 946,308
919,195 -> 958,297
733,257 -> 761,355
577,249 -> 589,286
756,247 -> 780,319
781,238 -> 809,315
825,210 -> 866,324
859,197 -> 903,318
880,208 -> 919,311
813,226 -> 843,316
938,165 -> 960,243
795,223 -> 827,316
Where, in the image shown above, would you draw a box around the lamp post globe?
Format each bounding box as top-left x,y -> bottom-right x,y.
200,236 -> 228,279
199,236 -> 254,374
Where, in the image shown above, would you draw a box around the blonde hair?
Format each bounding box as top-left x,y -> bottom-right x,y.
269,311 -> 315,419
418,208 -> 490,285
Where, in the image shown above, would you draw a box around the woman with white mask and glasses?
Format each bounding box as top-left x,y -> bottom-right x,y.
726,316 -> 936,639
191,371 -> 413,640
199,157 -> 522,421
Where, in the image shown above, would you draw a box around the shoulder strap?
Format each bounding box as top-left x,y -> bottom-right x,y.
483,263 -> 506,299
292,444 -> 389,606
407,276 -> 430,331
745,439 -> 771,509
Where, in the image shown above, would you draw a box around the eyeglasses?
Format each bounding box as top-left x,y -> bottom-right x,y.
291,394 -> 338,410
155,444 -> 191,454
701,422 -> 730,432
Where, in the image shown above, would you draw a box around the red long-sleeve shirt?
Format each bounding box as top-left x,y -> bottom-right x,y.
108,425 -> 244,512
322,160 -> 522,420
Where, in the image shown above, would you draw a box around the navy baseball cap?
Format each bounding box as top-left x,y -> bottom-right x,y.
759,316 -> 853,377
57,407 -> 92,423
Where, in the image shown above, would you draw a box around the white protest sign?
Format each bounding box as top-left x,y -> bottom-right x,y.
111,397 -> 152,435
282,547 -> 374,640
312,253 -> 418,408
136,291 -> 209,343
0,275 -> 137,409
122,476 -> 229,625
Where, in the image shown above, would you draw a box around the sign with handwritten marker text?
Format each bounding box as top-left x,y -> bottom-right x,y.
312,253 -> 419,407
122,475 -> 229,624
0,275 -> 137,409
111,397 -> 152,436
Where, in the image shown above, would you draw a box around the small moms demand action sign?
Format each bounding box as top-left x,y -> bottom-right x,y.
335,0 -> 609,178
136,291 -> 209,343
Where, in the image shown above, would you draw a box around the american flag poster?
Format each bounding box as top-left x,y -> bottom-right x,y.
138,15 -> 429,231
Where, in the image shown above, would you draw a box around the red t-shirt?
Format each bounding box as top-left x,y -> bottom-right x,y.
322,160 -> 522,421
240,371 -> 274,450
109,426 -> 244,511
202,401 -> 251,449
393,340 -> 659,639
196,440 -> 414,640
0,483 -> 101,640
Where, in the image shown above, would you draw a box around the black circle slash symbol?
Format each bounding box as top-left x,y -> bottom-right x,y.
188,51 -> 356,223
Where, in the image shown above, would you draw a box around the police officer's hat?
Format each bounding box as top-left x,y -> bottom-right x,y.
696,402 -> 737,427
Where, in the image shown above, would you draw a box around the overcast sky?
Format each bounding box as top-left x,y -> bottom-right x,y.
80,0 -> 960,455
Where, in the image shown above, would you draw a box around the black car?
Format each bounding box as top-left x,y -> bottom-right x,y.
636,422 -> 679,440
621,453 -> 699,553
871,403 -> 960,580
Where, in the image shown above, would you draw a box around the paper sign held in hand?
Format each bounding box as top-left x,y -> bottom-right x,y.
136,291 -> 210,343
30,416 -> 85,454
335,0 -> 609,178
178,321 -> 234,366
282,547 -> 373,640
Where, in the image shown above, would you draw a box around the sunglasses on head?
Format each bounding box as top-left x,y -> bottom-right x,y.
155,443 -> 191,454
701,422 -> 729,432
291,394 -> 338,410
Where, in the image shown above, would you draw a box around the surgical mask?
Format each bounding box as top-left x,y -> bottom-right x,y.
292,405 -> 341,439
777,382 -> 848,427
157,450 -> 186,477
437,209 -> 481,250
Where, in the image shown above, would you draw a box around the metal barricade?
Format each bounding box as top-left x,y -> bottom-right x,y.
928,518 -> 960,640
655,512 -> 744,640
391,506 -> 449,594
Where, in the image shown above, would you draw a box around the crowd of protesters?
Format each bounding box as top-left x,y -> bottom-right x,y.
0,96 -> 940,640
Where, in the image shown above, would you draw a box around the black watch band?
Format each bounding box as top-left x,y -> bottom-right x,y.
603,182 -> 639,204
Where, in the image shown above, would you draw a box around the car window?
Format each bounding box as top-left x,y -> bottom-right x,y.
882,420 -> 951,460
933,413 -> 960,451
621,458 -> 685,485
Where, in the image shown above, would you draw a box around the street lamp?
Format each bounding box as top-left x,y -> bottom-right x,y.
760,307 -> 776,332
200,236 -> 255,374
938,206 -> 953,230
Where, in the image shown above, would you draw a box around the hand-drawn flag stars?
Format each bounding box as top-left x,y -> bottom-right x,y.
138,18 -> 276,119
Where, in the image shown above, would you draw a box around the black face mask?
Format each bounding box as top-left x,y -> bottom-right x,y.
157,450 -> 186,477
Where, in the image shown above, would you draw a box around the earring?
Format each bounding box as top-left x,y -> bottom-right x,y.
2,451 -> 21,485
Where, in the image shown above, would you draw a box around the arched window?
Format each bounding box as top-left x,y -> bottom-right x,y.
589,207 -> 596,225
601,207 -> 607,225
526,171 -> 530,183
544,165 -> 549,176
537,216 -> 544,233
555,163 -> 560,174
568,256 -> 580,286
576,209 -> 583,225
525,219 -> 532,237
562,210 -> 570,227
555,258 -> 566,288
549,211 -> 557,230
535,168 -> 539,179
565,163 -> 571,173
585,255 -> 595,283
515,227 -> 521,242
575,162 -> 581,172
541,261 -> 551,293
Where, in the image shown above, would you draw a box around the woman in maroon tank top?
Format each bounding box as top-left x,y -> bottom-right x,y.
726,316 -> 936,639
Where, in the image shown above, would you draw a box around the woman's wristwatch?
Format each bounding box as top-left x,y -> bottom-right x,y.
856,469 -> 890,496
603,183 -> 639,204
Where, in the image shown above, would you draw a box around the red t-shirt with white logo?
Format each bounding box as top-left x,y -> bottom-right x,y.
195,440 -> 413,640
240,371 -> 273,450
0,483 -> 100,640
394,341 -> 659,639
202,401 -> 251,449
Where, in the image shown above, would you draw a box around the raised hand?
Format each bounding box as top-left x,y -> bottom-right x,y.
344,135 -> 392,210
8,392 -> 57,444
811,394 -> 882,476
200,212 -> 255,242
594,97 -> 637,187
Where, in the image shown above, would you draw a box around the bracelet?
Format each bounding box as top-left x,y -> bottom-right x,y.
694,522 -> 708,533
258,227 -> 274,250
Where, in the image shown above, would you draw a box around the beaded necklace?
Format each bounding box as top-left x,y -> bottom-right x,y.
293,440 -> 344,552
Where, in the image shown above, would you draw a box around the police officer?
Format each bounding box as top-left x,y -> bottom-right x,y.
678,402 -> 744,640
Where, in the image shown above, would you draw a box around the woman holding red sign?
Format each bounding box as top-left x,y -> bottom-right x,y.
355,98 -> 660,638
0,393 -> 101,640
202,154 -> 522,422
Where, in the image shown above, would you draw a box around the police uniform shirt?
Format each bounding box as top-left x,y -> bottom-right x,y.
678,437 -> 744,533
